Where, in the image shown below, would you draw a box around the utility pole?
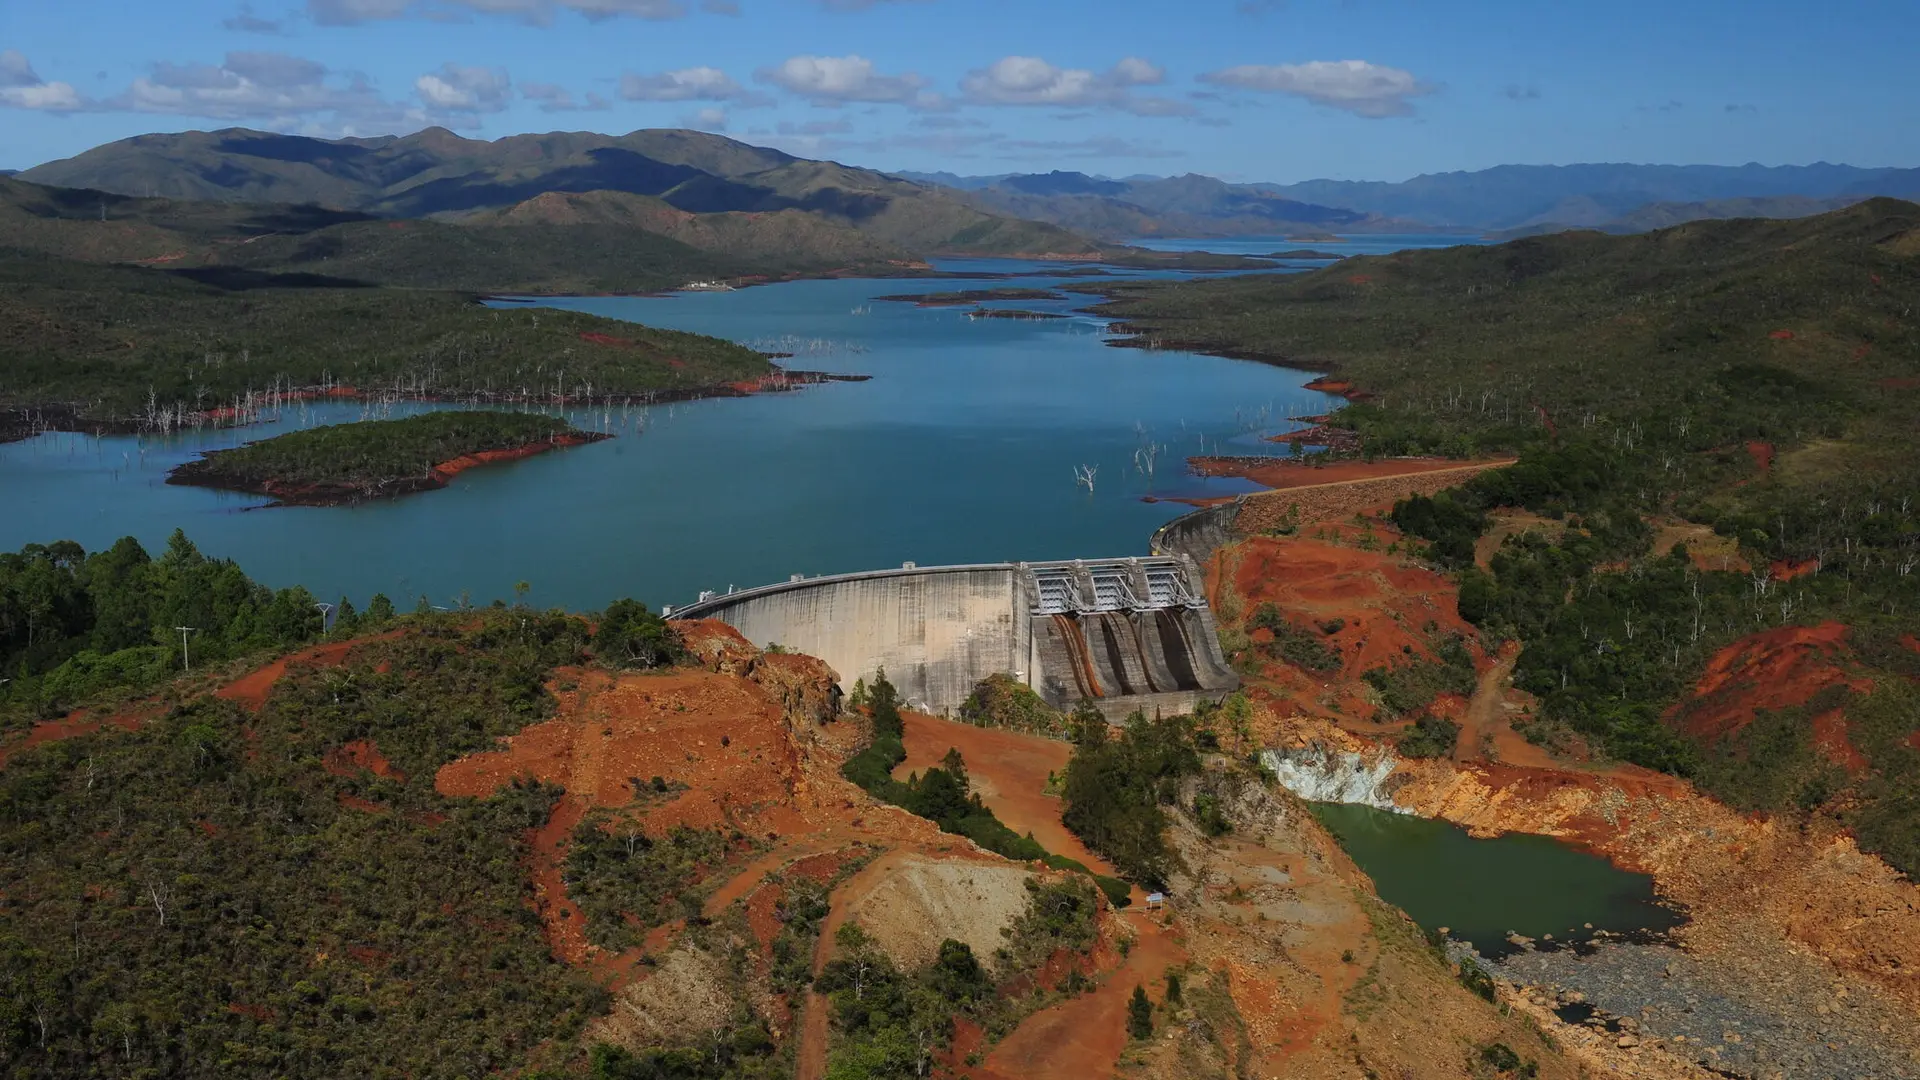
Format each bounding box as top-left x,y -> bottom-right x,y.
314,603 -> 336,634
173,627 -> 197,672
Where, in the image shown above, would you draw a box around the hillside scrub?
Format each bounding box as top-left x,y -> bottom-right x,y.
1103,201 -> 1920,874
0,609 -> 614,1078
958,672 -> 1069,738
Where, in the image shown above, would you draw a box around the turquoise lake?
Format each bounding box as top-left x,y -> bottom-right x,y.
3,260 -> 1353,612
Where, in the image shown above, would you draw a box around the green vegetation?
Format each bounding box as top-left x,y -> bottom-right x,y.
0,250 -> 774,433
1248,603 -> 1343,672
1362,635 -> 1477,718
565,819 -> 730,952
1127,985 -> 1154,1039
1101,200 -> 1920,876
1060,711 -> 1204,888
0,599 -> 615,1077
1395,715 -> 1463,759
0,532 -> 342,730
592,598 -> 685,669
169,410 -> 600,498
816,925 -> 992,1079
959,672 -> 1070,738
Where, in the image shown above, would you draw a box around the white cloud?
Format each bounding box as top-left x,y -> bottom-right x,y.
959,56 -> 1189,116
0,49 -> 84,111
1198,59 -> 1434,118
619,65 -> 759,103
681,106 -> 728,131
115,52 -> 398,123
414,63 -> 510,111
521,81 -> 609,111
94,50 -> 505,133
307,0 -> 688,24
755,54 -> 937,108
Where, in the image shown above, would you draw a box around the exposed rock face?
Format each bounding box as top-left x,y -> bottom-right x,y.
1259,744 -> 1405,811
677,618 -> 843,725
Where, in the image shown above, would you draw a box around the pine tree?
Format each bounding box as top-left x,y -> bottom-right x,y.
1127,985 -> 1152,1040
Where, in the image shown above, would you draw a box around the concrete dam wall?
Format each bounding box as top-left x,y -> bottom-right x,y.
669,557 -> 1238,720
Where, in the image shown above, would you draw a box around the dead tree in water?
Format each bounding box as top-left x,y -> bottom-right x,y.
1074,464 -> 1098,494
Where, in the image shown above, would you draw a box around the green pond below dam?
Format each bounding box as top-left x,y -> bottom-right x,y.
1311,803 -> 1685,956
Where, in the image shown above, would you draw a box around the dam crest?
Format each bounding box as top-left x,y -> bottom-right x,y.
669,556 -> 1239,720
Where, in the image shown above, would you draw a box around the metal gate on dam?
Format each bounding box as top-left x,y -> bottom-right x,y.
667,557 -> 1239,720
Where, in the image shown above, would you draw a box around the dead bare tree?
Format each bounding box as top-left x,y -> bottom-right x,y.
1073,464 -> 1098,494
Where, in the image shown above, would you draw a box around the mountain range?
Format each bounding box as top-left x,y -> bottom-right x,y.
900,162 -> 1920,235
19,127 -> 1102,259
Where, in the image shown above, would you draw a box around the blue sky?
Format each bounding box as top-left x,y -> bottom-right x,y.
4,0 -> 1916,180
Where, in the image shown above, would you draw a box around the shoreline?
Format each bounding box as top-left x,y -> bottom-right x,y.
166,432 -> 614,507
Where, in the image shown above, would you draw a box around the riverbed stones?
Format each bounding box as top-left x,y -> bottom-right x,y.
1480,939 -> 1920,1079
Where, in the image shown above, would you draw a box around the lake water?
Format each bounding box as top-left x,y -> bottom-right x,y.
2,260 -> 1341,612
1312,803 -> 1684,955
1127,233 -> 1487,258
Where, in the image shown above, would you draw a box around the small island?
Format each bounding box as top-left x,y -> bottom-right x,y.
168,411 -> 609,506
1262,249 -> 1348,260
873,288 -> 1068,306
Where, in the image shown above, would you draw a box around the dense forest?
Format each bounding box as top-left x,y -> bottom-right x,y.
0,532 -> 346,732
168,410 -> 603,500
1102,199 -> 1920,875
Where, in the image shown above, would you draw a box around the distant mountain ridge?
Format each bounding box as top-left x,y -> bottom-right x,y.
20,127 -> 1103,258
909,162 -> 1920,232
892,169 -> 1387,240
1489,194 -> 1871,239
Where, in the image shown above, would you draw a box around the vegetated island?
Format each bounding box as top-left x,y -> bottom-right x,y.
963,307 -> 1067,320
874,287 -> 1068,306
1263,249 -> 1347,260
167,411 -> 608,506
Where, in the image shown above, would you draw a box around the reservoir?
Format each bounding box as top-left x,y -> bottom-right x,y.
2,261 -> 1340,612
1311,803 -> 1684,955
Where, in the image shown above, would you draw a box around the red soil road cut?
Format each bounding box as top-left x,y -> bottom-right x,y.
215,634 -> 397,712
1668,622 -> 1873,755
1746,440 -> 1775,474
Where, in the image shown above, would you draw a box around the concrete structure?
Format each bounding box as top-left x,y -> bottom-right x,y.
669,556 -> 1238,720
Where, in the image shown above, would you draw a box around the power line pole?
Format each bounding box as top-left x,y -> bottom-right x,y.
314,603 -> 336,634
173,626 -> 197,672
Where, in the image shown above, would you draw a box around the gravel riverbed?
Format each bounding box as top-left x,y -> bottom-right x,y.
1462,930 -> 1920,1080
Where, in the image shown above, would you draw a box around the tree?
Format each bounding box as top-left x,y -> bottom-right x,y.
1127,985 -> 1153,1039
592,599 -> 682,669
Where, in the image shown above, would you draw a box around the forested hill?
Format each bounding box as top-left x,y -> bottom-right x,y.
1103,198 -> 1920,874
0,251 -> 774,438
